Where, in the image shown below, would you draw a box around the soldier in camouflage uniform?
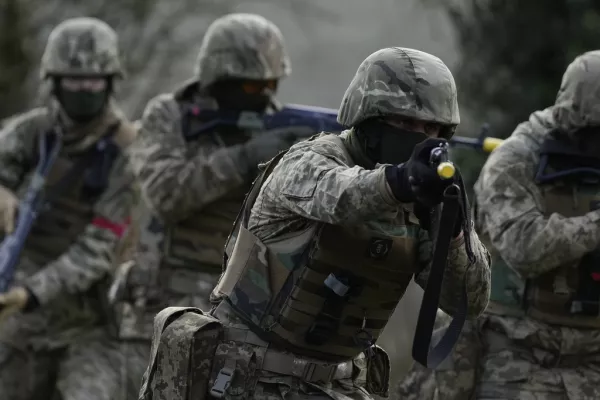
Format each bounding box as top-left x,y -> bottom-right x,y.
397,50 -> 600,400
0,17 -> 138,400
107,12 -> 304,397
138,47 -> 492,400
472,50 -> 600,399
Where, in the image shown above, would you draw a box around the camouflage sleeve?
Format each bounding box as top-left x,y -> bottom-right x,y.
474,141 -> 600,278
126,94 -> 248,222
23,154 -> 135,305
415,227 -> 491,318
257,140 -> 399,227
0,110 -> 43,190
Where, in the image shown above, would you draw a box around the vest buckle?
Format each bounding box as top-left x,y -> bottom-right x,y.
209,360 -> 236,398
324,273 -> 350,296
302,362 -> 338,383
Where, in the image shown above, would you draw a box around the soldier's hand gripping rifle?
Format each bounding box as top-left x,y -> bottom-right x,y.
0,132 -> 62,293
411,142 -> 474,368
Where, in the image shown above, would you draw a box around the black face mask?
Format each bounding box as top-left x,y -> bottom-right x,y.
208,80 -> 273,113
55,87 -> 109,123
356,119 -> 429,165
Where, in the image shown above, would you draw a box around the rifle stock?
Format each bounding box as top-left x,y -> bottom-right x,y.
0,208 -> 38,292
0,133 -> 61,293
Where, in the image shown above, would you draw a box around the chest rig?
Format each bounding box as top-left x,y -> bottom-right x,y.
156,100 -> 252,275
487,132 -> 600,328
215,134 -> 421,362
22,128 -> 120,267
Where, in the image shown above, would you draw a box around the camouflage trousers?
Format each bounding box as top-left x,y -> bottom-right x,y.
396,312 -> 600,400
476,314 -> 600,399
395,310 -> 482,400
0,327 -> 150,400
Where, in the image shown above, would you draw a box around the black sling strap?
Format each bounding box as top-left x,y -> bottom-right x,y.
412,173 -> 474,369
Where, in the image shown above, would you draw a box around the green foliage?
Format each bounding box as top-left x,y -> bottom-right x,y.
0,0 -> 33,118
444,0 -> 600,137
424,0 -> 600,192
0,0 -> 237,120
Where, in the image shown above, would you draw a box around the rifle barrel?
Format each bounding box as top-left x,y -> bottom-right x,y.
450,136 -> 504,153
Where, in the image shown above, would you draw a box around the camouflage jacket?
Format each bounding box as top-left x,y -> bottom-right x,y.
248,130 -> 491,318
0,106 -> 134,350
474,51 -> 600,280
127,91 -> 253,223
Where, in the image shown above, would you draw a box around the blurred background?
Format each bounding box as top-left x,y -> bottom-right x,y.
2,0 -> 599,397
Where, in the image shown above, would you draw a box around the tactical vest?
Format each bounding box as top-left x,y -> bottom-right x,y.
486,183 -> 600,328
21,137 -> 119,267
161,185 -> 249,271
215,134 -> 421,362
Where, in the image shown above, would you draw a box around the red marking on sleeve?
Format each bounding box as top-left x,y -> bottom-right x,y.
591,272 -> 600,282
92,217 -> 130,237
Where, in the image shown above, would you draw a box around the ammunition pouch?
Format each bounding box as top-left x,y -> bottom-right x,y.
202,306 -> 390,398
208,339 -> 264,398
365,345 -> 391,397
207,338 -> 387,399
568,251 -> 600,317
488,250 -> 600,324
139,307 -> 224,400
305,272 -> 362,347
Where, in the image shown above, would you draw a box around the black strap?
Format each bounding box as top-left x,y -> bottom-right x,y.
411,183 -> 469,369
305,272 -> 359,346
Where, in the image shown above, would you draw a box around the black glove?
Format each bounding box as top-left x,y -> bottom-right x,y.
385,138 -> 455,206
240,127 -> 308,174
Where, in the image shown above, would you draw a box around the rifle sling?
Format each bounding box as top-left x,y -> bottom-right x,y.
411,185 -> 469,369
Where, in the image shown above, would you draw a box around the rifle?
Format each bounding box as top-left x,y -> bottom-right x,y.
0,132 -> 62,292
450,123 -> 503,153
184,104 -> 505,153
183,103 -> 342,140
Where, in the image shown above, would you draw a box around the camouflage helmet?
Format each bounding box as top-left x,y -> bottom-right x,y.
338,47 -> 460,130
40,17 -> 124,79
195,13 -> 291,88
553,50 -> 600,132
